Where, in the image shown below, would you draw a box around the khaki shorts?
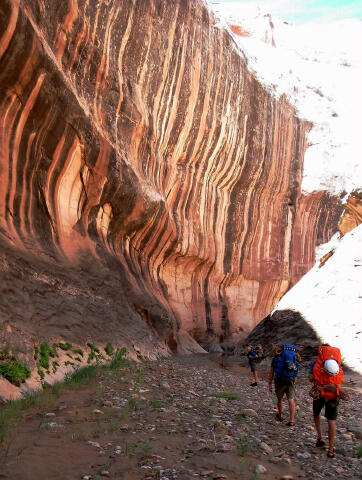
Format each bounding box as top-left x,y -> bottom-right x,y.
275,381 -> 295,400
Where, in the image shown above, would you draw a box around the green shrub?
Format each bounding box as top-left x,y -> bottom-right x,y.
357,446 -> 362,458
87,343 -> 99,353
72,348 -> 84,357
56,342 -> 72,351
109,347 -> 127,369
52,361 -> 59,373
104,342 -> 114,356
0,362 -> 31,386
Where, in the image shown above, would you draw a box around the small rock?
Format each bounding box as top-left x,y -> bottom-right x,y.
243,409 -> 258,418
255,464 -> 267,474
269,456 -> 282,464
260,442 -> 273,454
103,401 -> 113,407
280,476 -> 293,480
296,452 -> 311,459
120,424 -> 129,431
100,470 -> 110,477
93,409 -> 103,415
87,441 -> 101,448
160,381 -> 170,389
347,426 -> 362,439
200,470 -> 214,476
82,476 -> 91,480
281,458 -> 292,465
45,412 -> 55,417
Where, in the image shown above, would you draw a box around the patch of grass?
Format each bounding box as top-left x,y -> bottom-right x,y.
87,342 -> 100,353
210,391 -> 240,400
52,360 -> 59,373
104,342 -> 114,356
357,446 -> 362,458
140,439 -> 152,458
236,411 -> 246,420
37,342 -> 58,372
72,348 -> 84,357
151,399 -> 163,409
127,441 -> 139,457
64,365 -> 97,386
109,347 -> 128,369
0,362 -> 31,386
56,342 -> 72,351
128,398 -> 138,411
236,434 -> 253,457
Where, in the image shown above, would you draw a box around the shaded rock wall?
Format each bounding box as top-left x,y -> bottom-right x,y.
0,0 -> 343,354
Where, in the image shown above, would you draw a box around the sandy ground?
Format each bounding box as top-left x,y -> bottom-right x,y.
0,354 -> 361,480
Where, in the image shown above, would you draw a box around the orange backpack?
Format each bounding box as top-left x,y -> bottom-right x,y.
313,346 -> 344,399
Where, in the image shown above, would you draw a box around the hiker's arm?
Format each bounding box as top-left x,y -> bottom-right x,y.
268,368 -> 274,392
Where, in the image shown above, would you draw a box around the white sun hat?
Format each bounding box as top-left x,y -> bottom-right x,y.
324,359 -> 340,376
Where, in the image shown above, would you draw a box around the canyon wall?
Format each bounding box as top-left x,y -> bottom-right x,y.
0,0 -> 344,356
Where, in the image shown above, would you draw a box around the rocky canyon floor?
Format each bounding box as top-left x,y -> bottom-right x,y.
0,355 -> 361,480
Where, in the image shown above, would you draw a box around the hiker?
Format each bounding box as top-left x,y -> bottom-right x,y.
268,344 -> 300,426
247,345 -> 259,386
309,344 -> 344,458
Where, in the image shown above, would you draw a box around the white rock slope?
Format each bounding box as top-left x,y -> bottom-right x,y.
273,224 -> 362,374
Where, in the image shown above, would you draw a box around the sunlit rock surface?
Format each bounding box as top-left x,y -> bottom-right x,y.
0,0 -> 346,357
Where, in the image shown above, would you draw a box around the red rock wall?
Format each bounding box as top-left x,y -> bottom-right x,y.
0,0 -> 343,351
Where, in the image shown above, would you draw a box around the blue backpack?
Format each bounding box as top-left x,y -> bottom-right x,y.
273,344 -> 299,383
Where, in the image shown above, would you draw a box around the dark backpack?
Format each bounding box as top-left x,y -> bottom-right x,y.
274,344 -> 299,384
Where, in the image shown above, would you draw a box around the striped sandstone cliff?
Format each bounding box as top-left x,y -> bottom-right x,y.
0,0 -> 344,358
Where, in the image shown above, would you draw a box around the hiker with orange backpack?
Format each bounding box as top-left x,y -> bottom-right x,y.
309,344 -> 344,458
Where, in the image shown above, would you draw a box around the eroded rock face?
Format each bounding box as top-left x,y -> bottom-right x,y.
0,0 -> 343,354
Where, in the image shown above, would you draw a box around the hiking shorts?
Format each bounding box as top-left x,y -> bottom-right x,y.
249,360 -> 258,372
313,398 -> 339,421
274,381 -> 295,400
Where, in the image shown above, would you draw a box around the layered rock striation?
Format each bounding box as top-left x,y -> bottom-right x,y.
0,0 -> 344,356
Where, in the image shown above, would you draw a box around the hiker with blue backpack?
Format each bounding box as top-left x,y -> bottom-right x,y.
268,344 -> 301,426
247,345 -> 260,386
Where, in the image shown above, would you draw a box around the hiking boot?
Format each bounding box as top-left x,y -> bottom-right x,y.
316,439 -> 326,447
250,382 -> 258,386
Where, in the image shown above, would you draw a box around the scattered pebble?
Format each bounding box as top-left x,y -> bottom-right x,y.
255,464 -> 267,474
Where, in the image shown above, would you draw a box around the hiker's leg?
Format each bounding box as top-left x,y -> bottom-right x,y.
277,397 -> 283,417
254,370 -> 258,382
325,399 -> 338,453
288,398 -> 295,423
327,420 -> 336,452
313,399 -> 324,439
314,414 -> 323,439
